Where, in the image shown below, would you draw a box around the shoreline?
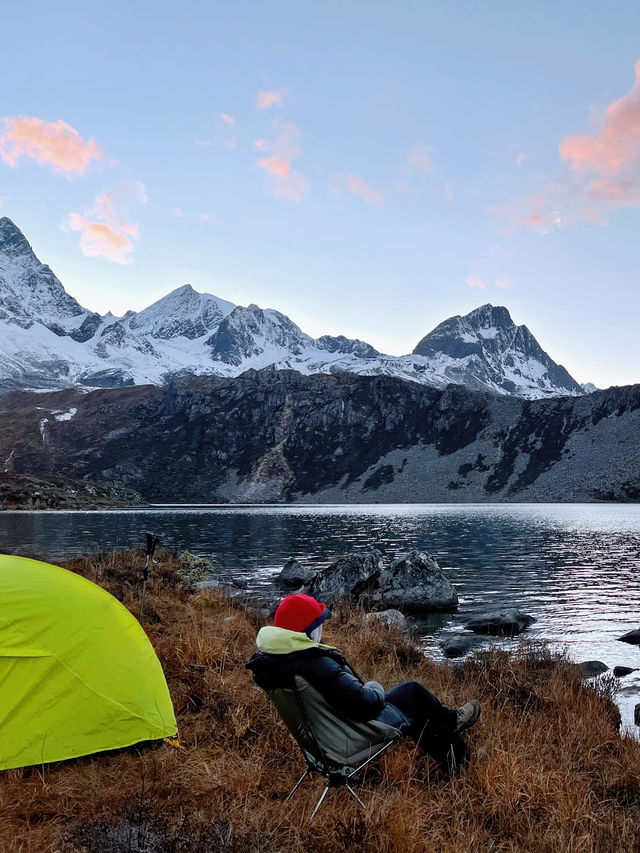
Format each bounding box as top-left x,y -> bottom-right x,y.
2,549 -> 640,850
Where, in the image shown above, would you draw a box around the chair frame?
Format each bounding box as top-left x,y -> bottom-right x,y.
279,678 -> 402,820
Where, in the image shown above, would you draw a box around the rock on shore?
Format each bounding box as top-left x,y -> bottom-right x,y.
305,548 -> 457,614
279,557 -> 316,587
305,549 -> 384,606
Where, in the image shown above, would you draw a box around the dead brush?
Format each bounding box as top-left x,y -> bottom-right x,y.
1,549 -> 640,851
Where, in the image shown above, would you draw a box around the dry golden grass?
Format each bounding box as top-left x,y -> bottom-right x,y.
1,549 -> 640,852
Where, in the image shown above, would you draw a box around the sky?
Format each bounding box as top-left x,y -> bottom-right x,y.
1,1 -> 640,388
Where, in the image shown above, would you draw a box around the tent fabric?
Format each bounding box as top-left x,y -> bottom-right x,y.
0,554 -> 177,771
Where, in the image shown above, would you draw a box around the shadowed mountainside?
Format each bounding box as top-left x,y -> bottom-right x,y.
1,371 -> 639,503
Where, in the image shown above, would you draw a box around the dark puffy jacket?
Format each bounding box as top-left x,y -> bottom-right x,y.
247,645 -> 386,722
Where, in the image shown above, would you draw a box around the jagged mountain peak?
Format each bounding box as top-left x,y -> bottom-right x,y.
0,217 -> 35,259
124,283 -> 236,341
0,216 -> 101,342
412,304 -> 582,397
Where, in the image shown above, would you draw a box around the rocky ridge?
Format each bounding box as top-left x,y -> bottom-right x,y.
0,371 -> 638,503
0,472 -> 146,510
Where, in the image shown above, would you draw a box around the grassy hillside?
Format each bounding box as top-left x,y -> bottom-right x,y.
1,550 -> 639,852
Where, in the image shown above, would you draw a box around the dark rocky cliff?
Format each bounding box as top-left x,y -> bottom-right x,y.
0,372 -> 638,503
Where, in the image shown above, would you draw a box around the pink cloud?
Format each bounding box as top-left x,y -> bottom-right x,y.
220,113 -> 235,127
253,138 -> 268,150
346,174 -> 384,206
63,182 -> 147,263
466,274 -> 485,289
65,215 -> 134,264
516,152 -> 527,167
408,146 -> 433,172
254,124 -> 310,201
256,90 -> 285,109
495,58 -> 640,233
256,155 -> 290,178
560,60 -> 640,175
444,183 -> 454,202
0,116 -> 102,177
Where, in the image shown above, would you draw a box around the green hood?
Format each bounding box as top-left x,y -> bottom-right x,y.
256,626 -> 334,655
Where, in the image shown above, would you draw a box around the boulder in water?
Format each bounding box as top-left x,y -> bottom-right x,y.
465,609 -> 536,636
613,666 -> 637,677
440,632 -> 483,659
371,550 -> 458,613
576,660 -> 609,678
617,628 -> 640,645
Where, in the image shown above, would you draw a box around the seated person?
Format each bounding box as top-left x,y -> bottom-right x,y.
247,593 -> 480,776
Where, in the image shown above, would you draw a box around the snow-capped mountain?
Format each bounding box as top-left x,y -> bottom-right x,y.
412,304 -> 584,397
0,217 -> 586,398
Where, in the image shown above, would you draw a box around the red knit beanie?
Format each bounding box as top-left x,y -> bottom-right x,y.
274,593 -> 331,634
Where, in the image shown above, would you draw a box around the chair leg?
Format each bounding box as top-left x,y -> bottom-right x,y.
285,768 -> 309,803
310,781 -> 330,821
345,784 -> 366,810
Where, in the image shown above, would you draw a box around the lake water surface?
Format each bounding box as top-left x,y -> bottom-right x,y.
3,503 -> 640,729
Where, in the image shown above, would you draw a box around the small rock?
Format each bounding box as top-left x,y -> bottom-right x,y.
279,556 -> 315,587
365,609 -> 408,633
440,632 -> 482,659
613,666 -> 637,678
617,628 -> 640,645
576,660 -> 609,677
465,609 -> 536,636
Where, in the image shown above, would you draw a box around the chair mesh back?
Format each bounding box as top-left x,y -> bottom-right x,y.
267,676 -> 401,770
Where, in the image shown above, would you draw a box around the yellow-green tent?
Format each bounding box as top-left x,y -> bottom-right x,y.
0,554 -> 177,771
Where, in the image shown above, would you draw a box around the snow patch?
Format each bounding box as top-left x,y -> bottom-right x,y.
54,408 -> 77,421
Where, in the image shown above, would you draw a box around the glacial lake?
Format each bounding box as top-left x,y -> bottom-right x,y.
3,503 -> 640,731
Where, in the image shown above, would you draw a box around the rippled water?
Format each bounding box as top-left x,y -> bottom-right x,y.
3,503 -> 640,729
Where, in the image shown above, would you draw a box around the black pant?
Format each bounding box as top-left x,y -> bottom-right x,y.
385,681 -> 470,774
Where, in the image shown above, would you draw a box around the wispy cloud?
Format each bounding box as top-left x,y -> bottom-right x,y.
444,183 -> 454,202
408,145 -> 433,172
494,58 -> 640,232
466,274 -> 486,289
496,275 -> 515,289
346,174 -> 384,206
516,152 -> 527,167
0,116 -> 102,177
256,89 -> 286,109
220,113 -> 235,127
63,181 -> 147,264
255,124 -> 310,201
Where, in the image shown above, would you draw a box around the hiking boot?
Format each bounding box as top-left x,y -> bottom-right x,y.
455,699 -> 481,732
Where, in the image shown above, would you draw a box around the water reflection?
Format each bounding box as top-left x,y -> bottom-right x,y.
2,503 -> 640,729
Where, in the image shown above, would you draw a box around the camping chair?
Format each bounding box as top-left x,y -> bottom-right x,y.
264,675 -> 405,820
